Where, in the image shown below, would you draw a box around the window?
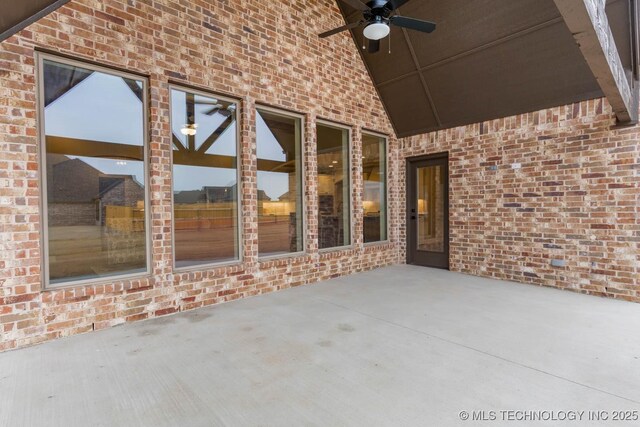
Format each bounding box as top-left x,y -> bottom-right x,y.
170,87 -> 240,268
256,108 -> 304,257
38,55 -> 148,286
362,133 -> 387,243
316,122 -> 351,249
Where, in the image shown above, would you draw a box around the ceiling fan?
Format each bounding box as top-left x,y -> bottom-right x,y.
319,0 -> 436,53
194,100 -> 236,117
181,100 -> 236,137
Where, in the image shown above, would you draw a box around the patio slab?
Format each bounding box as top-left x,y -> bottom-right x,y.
1,265 -> 639,426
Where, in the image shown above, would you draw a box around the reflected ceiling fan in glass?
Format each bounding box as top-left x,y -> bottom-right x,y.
180,123 -> 198,136
195,99 -> 237,117
171,91 -> 238,153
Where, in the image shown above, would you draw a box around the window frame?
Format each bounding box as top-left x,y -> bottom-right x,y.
36,52 -> 152,289
255,104 -> 307,261
361,130 -> 390,245
168,84 -> 243,272
316,119 -> 354,253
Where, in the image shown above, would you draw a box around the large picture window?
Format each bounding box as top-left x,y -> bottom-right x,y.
317,122 -> 351,249
170,87 -> 239,268
362,133 -> 387,243
39,56 -> 148,286
256,108 -> 304,256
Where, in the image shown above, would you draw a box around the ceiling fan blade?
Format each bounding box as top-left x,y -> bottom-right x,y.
195,100 -> 220,105
368,39 -> 380,54
338,0 -> 370,11
319,21 -> 362,38
387,0 -> 411,9
205,107 -> 220,116
390,16 -> 436,33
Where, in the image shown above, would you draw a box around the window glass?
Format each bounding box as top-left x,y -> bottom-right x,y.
362,134 -> 387,243
317,123 -> 351,249
170,88 -> 239,267
41,58 -> 147,285
256,109 -> 303,256
417,165 -> 445,252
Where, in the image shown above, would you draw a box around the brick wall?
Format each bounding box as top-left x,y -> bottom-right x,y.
0,0 -> 401,351
1,0 -> 638,352
49,203 -> 95,226
400,98 -> 639,303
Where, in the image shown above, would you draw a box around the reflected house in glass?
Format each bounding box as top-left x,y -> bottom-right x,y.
47,154 -> 144,225
174,185 -> 270,204
170,86 -> 241,268
41,58 -> 148,285
46,153 -> 146,277
256,108 -> 304,257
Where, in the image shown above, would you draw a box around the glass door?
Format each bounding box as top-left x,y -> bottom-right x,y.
407,154 -> 449,268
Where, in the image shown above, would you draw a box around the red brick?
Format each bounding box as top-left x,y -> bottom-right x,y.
0,0 -> 637,354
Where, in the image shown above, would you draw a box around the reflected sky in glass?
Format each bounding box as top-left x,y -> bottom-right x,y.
256,111 -> 289,201
45,72 -> 145,182
46,75 -> 292,201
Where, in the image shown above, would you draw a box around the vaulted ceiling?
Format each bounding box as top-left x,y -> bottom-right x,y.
337,0 -> 637,137
2,0 -> 637,139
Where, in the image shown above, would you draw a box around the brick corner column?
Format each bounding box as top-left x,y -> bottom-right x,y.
351,126 -> 364,250
240,96 -> 259,271
148,75 -> 174,284
304,112 -> 319,257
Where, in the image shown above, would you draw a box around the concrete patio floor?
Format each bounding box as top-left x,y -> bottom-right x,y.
1,265 -> 639,426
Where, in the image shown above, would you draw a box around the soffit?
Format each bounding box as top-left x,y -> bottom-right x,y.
337,0 -> 634,137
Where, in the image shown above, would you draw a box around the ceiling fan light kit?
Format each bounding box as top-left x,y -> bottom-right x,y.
319,0 -> 436,53
363,22 -> 390,40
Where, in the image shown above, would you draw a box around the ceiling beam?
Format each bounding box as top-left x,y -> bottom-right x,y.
554,0 -> 638,123
399,25 -> 442,127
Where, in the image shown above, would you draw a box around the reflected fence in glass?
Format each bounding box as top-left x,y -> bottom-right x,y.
170,87 -> 240,268
41,57 -> 148,285
256,108 -> 303,257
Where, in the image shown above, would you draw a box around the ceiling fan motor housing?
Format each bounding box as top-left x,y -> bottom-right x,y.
364,0 -> 394,21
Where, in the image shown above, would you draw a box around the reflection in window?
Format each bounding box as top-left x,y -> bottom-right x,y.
417,165 -> 445,253
170,88 -> 239,268
41,58 -> 147,285
256,109 -> 303,256
362,134 -> 387,243
317,123 -> 351,249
